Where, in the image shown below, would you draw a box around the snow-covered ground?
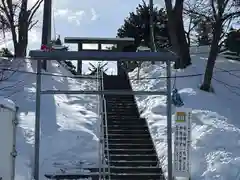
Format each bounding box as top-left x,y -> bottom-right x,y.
0,59 -> 100,179
129,53 -> 240,180
0,51 -> 240,180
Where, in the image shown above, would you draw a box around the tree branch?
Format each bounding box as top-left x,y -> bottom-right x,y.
222,11 -> 240,22
28,0 -> 43,25
1,0 -> 13,25
184,8 -> 214,22
210,0 -> 218,20
28,19 -> 38,30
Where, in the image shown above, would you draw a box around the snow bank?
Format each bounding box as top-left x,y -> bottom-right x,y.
129,54 -> 240,180
0,97 -> 17,180
0,96 -> 16,111
0,59 -> 100,179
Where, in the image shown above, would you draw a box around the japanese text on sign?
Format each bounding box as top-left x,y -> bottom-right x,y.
174,108 -> 191,178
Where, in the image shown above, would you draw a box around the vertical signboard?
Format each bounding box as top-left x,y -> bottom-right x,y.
173,108 -> 191,179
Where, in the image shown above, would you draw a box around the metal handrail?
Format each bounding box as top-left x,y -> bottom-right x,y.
97,68 -> 103,179
101,71 -> 111,180
100,70 -> 106,179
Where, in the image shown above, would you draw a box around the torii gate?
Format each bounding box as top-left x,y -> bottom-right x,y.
29,49 -> 177,180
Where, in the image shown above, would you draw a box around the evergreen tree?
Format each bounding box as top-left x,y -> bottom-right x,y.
117,1 -> 170,50
225,28 -> 240,55
116,0 -> 169,72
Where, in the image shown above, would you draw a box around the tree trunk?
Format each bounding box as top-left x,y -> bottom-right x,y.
14,0 -> 28,57
200,22 -> 222,92
186,32 -> 191,47
164,0 -> 191,69
174,2 -> 191,69
14,42 -> 28,57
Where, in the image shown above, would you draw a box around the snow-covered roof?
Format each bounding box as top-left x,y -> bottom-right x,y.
0,97 -> 16,111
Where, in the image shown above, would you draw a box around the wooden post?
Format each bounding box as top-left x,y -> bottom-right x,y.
98,43 -> 101,50
116,44 -> 122,75
77,43 -> 82,74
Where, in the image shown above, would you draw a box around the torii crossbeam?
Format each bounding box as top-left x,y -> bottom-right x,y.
29,50 -> 176,61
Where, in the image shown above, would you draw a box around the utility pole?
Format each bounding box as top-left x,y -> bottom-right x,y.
41,0 -> 52,70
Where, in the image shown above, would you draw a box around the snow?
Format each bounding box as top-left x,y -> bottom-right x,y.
0,49 -> 240,179
0,58 -> 100,179
129,52 -> 240,180
0,96 -> 16,111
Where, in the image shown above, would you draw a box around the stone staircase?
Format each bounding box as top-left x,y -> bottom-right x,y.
102,74 -> 165,180
45,73 -> 165,180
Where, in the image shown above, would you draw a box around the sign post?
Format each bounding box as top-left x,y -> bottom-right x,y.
173,108 -> 192,179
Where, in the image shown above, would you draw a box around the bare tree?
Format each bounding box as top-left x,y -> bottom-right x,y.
198,0 -> 240,91
164,0 -> 191,69
183,0 -> 211,45
0,0 -> 43,57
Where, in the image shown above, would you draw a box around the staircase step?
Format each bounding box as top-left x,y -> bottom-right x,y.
105,124 -> 148,128
107,118 -> 144,121
109,154 -> 158,161
108,173 -> 164,180
106,131 -> 150,135
105,98 -> 136,103
107,100 -> 135,103
105,116 -> 140,120
108,166 -> 162,174
109,160 -> 158,167
105,95 -> 134,98
107,107 -> 137,110
107,109 -> 139,113
106,120 -> 146,125
106,117 -> 146,121
107,102 -> 136,105
107,104 -> 136,107
105,126 -> 149,131
107,129 -> 149,134
107,112 -> 139,116
104,120 -> 144,125
107,138 -> 152,144
106,148 -> 155,155
106,100 -> 135,103
106,143 -> 154,149
106,111 -> 138,114
46,172 -> 164,180
105,134 -> 150,138
105,125 -> 148,130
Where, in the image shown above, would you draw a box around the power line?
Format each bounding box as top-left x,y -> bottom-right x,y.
0,68 -> 99,79
213,77 -> 240,90
212,77 -> 240,97
1,67 -> 240,80
214,66 -> 240,79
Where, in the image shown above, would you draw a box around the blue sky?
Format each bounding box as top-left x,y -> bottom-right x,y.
50,0 -> 148,73
1,0 -> 164,73
53,0 -> 143,38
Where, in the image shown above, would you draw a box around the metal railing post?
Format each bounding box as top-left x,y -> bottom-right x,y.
97,69 -> 103,179
34,59 -> 42,180
166,59 -> 173,180
101,71 -> 111,180
100,70 -> 106,179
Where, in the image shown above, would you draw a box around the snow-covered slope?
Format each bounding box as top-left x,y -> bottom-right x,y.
129,54 -> 240,179
0,59 -> 100,179
1,52 -> 240,180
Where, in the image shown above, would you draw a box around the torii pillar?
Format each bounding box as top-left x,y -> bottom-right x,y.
41,0 -> 52,70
